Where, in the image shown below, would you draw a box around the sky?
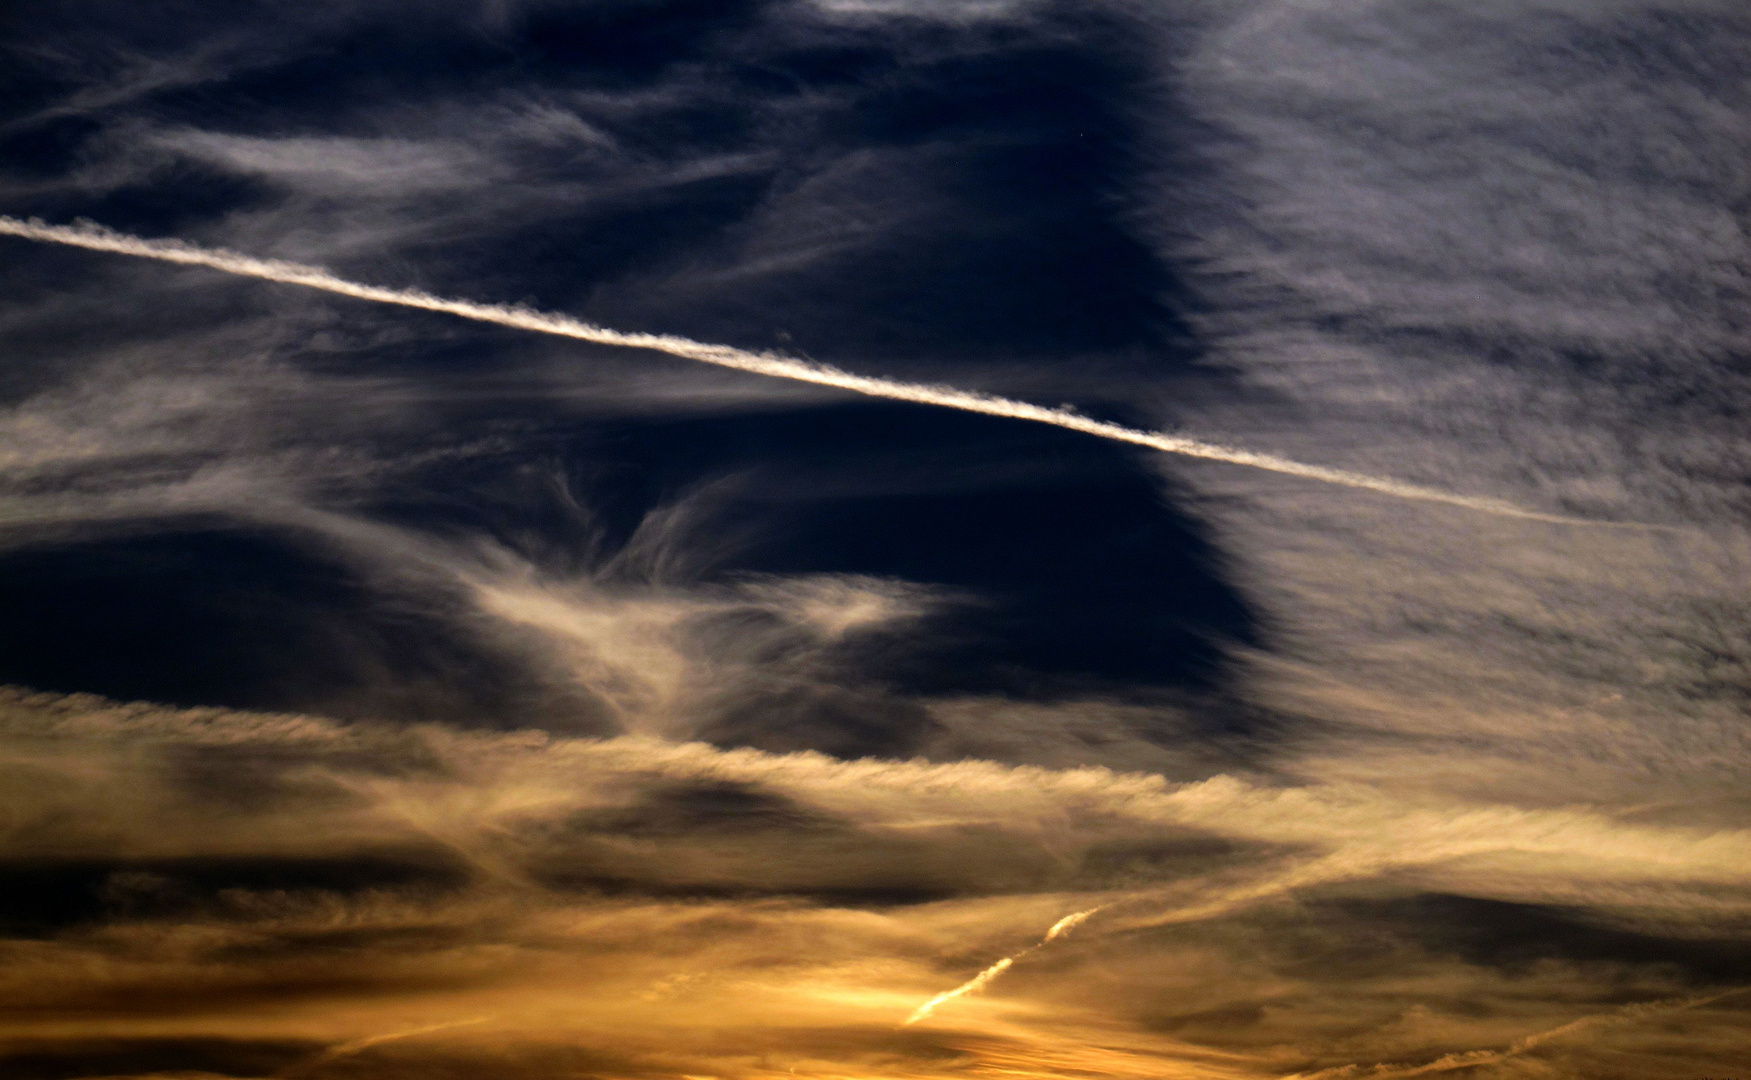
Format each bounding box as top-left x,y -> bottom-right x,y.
0,1 -> 1749,1078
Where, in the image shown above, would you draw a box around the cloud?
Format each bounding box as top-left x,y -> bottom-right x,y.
2,688 -> 1750,1077
1155,0 -> 1751,520
1125,0 -> 1751,850
159,131 -> 509,195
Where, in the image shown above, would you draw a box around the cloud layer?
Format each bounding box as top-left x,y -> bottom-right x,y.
3,688 -> 1749,1078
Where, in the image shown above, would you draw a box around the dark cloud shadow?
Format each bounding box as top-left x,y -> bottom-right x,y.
1346,893 -> 1751,987
0,526 -> 611,730
0,1036 -> 322,1080
0,851 -> 473,939
509,400 -> 1267,757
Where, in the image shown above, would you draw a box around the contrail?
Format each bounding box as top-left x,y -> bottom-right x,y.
904,906 -> 1104,1026
0,215 -> 1619,525
904,957 -> 1015,1026
1042,907 -> 1099,941
278,1016 -> 492,1076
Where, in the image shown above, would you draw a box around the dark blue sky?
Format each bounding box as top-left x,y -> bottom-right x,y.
0,0 -> 1266,749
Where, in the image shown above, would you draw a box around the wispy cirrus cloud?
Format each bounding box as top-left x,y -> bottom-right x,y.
3,688 -> 1749,1077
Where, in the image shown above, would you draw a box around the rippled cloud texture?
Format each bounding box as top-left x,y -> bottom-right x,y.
2,1 -> 1749,1078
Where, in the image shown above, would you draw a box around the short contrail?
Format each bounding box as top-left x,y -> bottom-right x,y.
278,1016 -> 491,1076
1042,908 -> 1099,941
904,957 -> 1015,1026
0,215 -> 1614,525
904,906 -> 1104,1026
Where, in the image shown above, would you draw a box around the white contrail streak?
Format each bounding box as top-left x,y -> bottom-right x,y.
904,906 -> 1104,1026
1042,907 -> 1100,941
278,1017 -> 491,1076
0,215 -> 1620,525
904,957 -> 1014,1026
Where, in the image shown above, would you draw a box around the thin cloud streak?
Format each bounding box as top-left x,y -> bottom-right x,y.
903,957 -> 1013,1026
279,1017 -> 494,1077
0,215 -> 1633,527
905,906 -> 1103,1025
1042,906 -> 1101,941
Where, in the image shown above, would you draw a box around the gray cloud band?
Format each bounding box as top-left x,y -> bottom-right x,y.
0,215 -> 1653,528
